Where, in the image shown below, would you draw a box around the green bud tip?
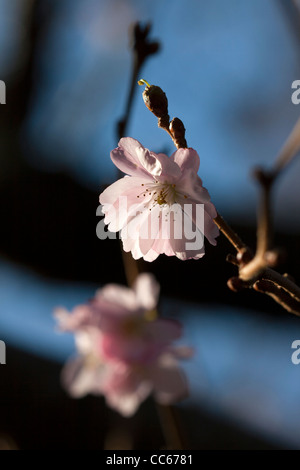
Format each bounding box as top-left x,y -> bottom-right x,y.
138,79 -> 151,88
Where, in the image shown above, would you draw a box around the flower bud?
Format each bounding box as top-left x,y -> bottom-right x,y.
142,85 -> 169,121
169,117 -> 187,149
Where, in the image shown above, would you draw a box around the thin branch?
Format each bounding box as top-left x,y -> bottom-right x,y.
254,170 -> 273,257
156,405 -> 185,450
254,279 -> 300,316
253,117 -> 300,262
263,269 -> 300,302
117,23 -> 160,140
243,117 -> 300,281
140,81 -> 300,317
272,115 -> 300,177
214,213 -> 249,254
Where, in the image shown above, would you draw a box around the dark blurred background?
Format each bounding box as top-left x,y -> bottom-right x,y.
1,0 -> 300,450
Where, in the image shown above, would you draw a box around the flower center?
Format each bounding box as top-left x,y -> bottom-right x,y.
137,181 -> 178,207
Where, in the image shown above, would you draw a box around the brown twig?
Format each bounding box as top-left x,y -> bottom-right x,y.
263,269 -> 300,302
254,279 -> 300,316
272,115 -> 300,177
214,213 -> 249,254
230,118 -> 300,311
241,117 -> 300,282
238,117 -> 300,290
140,81 -> 300,317
156,405 -> 185,450
117,23 -> 160,140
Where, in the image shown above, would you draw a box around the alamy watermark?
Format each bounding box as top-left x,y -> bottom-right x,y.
96,199 -> 205,251
291,340 -> 300,364
0,340 -> 6,365
0,80 -> 6,104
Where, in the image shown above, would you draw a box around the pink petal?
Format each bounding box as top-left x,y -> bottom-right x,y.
151,235 -> 175,258
106,385 -> 151,417
102,362 -> 152,416
61,357 -> 106,398
54,306 -> 95,331
111,138 -> 154,178
106,197 -> 152,234
100,177 -> 151,232
99,284 -> 138,311
142,248 -> 160,262
121,232 -> 144,260
166,207 -> 205,260
134,273 -> 160,310
101,334 -> 162,364
170,345 -> 195,359
188,201 -> 219,247
146,319 -> 182,343
75,330 -> 100,355
143,206 -> 176,260
54,307 -> 74,330
151,354 -> 189,405
143,234 -> 175,261
138,206 -> 161,257
105,369 -> 152,417
171,148 -> 200,173
203,209 -> 219,246
153,152 -> 181,181
135,147 -> 163,177
120,208 -> 152,259
111,137 -> 164,178
177,168 -> 211,204
171,233 -> 205,260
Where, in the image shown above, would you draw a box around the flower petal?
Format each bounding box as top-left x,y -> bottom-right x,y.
61,357 -> 106,398
138,205 -> 161,257
136,147 -> 163,177
154,152 -> 181,181
177,168 -> 211,204
103,363 -> 152,417
120,208 -> 152,260
111,138 -> 154,178
106,379 -> 152,417
100,176 -> 145,205
54,306 -> 95,331
171,148 -> 200,173
133,273 -> 160,310
99,284 -> 138,311
101,333 -> 162,364
151,354 -> 189,405
146,318 -> 182,343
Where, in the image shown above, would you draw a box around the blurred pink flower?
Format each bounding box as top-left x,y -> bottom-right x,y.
62,343 -> 190,417
99,138 -> 219,261
55,274 -> 193,417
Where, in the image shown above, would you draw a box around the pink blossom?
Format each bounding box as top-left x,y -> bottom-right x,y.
62,347 -> 190,417
99,137 -> 219,261
55,274 -> 192,416
56,274 -> 181,364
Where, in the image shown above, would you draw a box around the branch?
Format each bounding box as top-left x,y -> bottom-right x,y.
239,117 -> 300,282
254,279 -> 300,316
117,24 -> 160,140
139,81 -> 300,317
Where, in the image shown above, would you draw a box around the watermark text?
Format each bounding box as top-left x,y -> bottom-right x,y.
0,340 -> 6,365
0,80 -> 6,104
